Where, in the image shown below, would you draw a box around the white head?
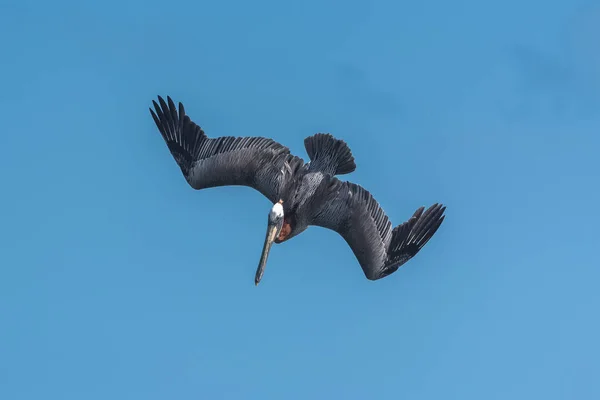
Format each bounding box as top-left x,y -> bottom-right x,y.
256,199 -> 285,285
269,200 -> 284,223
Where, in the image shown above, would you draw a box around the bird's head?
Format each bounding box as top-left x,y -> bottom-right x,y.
268,199 -> 285,226
255,199 -> 285,286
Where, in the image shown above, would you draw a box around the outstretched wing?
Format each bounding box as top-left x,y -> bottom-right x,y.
309,178 -> 445,280
150,96 -> 304,203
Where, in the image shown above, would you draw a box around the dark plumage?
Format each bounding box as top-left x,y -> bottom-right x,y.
150,95 -> 446,283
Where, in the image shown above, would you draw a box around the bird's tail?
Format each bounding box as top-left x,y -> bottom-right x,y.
149,95 -> 206,176
383,203 -> 446,275
304,133 -> 356,176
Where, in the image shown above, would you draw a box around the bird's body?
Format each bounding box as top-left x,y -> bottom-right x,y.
150,95 -> 446,285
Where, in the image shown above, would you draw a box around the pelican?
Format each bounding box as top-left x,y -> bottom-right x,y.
150,95 -> 446,285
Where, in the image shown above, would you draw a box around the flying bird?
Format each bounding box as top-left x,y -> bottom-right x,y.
149,95 -> 446,285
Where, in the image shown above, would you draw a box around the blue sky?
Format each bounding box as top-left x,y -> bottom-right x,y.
1,0 -> 599,398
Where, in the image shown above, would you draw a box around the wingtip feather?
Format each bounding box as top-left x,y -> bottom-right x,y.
384,202 -> 446,272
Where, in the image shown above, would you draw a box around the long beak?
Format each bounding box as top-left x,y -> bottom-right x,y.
255,223 -> 279,286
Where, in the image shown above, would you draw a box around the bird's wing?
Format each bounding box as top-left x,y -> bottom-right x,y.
150,96 -> 305,203
309,178 -> 445,280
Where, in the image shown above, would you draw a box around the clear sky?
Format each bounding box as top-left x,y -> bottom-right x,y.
1,0 -> 598,399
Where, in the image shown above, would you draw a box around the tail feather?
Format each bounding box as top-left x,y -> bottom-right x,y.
304,133 -> 356,176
